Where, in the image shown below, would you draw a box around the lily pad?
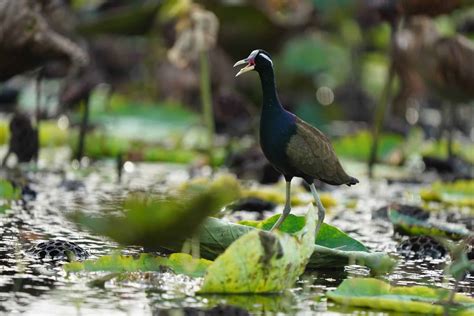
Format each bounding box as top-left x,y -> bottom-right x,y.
327,278 -> 474,315
198,205 -> 316,293
164,208 -> 395,275
242,185 -> 336,208
421,180 -> 474,209
239,213 -> 368,252
65,253 -> 212,278
389,209 -> 470,240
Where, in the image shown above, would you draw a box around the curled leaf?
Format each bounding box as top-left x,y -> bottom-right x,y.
198,205 -> 316,293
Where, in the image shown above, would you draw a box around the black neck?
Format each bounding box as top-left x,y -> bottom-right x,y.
257,67 -> 280,108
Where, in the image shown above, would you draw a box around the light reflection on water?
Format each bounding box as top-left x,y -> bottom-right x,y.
0,159 -> 472,315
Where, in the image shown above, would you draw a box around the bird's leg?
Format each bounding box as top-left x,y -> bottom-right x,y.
76,95 -> 90,161
270,180 -> 291,231
446,103 -> 456,159
191,234 -> 200,259
310,182 -> 325,238
181,235 -> 201,258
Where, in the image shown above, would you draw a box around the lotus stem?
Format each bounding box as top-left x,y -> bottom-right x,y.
199,50 -> 215,164
368,61 -> 395,178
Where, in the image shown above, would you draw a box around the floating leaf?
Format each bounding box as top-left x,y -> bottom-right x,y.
240,214 -> 367,252
65,253 -> 212,278
163,210 -> 395,274
421,180 -> 474,209
327,278 -> 474,315
198,205 -> 316,293
69,174 -> 241,249
242,185 -> 336,208
389,209 -> 470,240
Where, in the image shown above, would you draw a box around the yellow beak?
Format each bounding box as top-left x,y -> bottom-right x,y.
234,59 -> 255,77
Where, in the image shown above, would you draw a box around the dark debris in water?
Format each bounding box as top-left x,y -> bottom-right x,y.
397,236 -> 447,260
28,239 -> 90,261
229,197 -> 276,213
179,305 -> 250,316
373,204 -> 430,221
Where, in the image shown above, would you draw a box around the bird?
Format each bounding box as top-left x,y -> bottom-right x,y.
394,17 -> 474,158
234,49 -> 359,234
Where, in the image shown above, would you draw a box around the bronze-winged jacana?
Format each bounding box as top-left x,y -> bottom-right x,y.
234,49 -> 359,233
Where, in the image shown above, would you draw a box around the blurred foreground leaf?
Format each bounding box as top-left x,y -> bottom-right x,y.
69,174 -> 241,248
327,278 -> 474,315
389,209 -> 470,240
65,253 -> 211,278
198,205 -> 316,293
0,179 -> 20,214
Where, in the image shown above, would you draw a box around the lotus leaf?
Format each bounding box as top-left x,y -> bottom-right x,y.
327,278 -> 474,315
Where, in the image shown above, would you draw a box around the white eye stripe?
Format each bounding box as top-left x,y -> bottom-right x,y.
249,50 -> 259,59
259,52 -> 273,66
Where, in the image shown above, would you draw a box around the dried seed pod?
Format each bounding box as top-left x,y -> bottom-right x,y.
256,0 -> 314,26
168,5 -> 219,68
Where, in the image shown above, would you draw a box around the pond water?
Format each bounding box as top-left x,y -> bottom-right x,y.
0,149 -> 472,315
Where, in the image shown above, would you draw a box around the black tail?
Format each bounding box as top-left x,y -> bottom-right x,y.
346,176 -> 359,186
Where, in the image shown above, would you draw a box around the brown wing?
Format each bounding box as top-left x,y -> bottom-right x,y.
285,117 -> 354,185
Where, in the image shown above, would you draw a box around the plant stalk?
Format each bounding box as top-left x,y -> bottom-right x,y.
199,51 -> 215,163
368,63 -> 395,178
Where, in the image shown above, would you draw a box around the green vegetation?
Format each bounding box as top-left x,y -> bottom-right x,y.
199,205 -> 316,293
421,180 -> 474,210
327,278 -> 474,315
0,179 -> 21,213
65,253 -> 212,278
70,174 -> 241,249
240,214 -> 368,252
389,209 -> 469,240
163,206 -> 395,274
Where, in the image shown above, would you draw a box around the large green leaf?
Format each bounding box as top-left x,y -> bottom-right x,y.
65,253 -> 211,278
164,210 -> 395,275
69,174 -> 241,249
327,278 -> 474,315
389,209 -> 470,240
240,214 -> 367,251
198,205 -> 316,293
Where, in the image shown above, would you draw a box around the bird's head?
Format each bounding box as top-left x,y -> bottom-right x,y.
233,49 -> 273,77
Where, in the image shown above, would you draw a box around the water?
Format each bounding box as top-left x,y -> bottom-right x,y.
0,152 -> 472,315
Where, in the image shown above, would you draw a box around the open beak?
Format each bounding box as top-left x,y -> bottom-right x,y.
234,58 -> 255,77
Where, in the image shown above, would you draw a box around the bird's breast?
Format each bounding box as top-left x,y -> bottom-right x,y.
259,110 -> 296,174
